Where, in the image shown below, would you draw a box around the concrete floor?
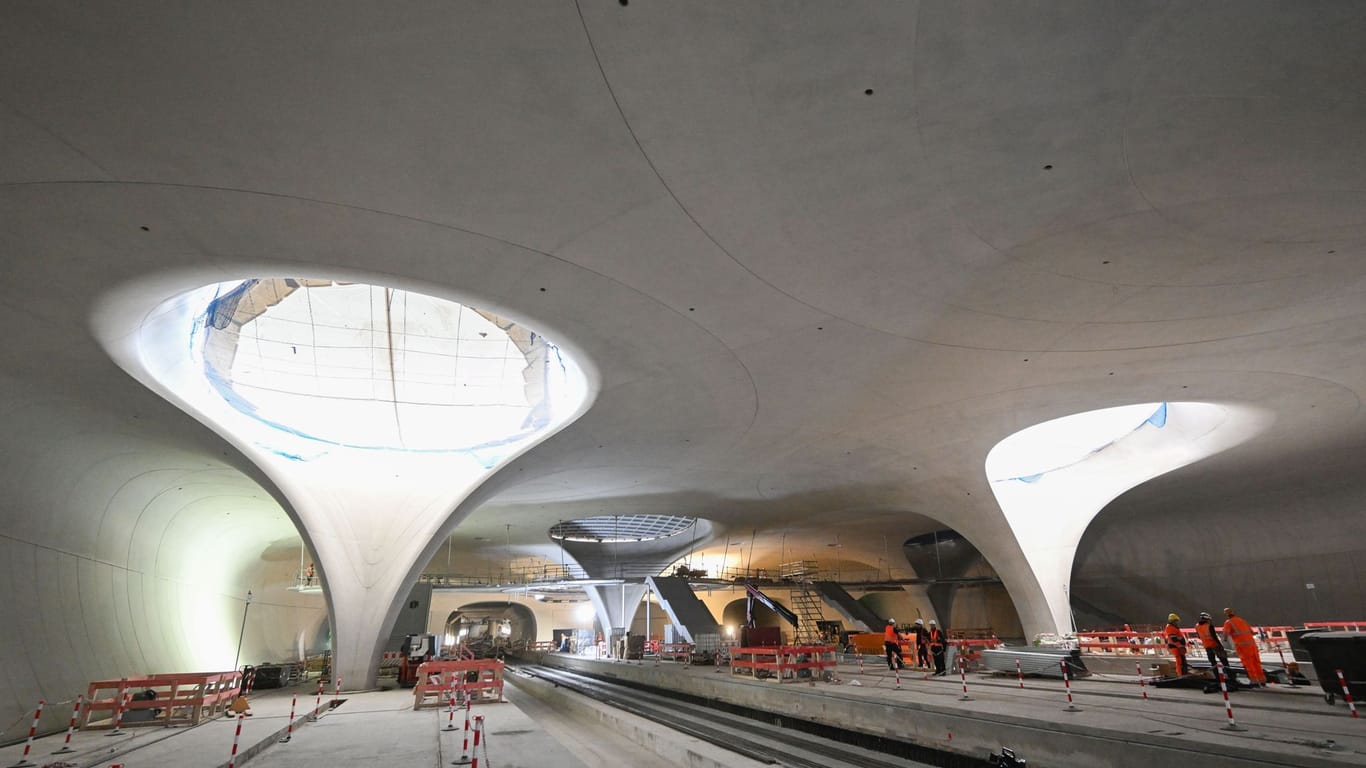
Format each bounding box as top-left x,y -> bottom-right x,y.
4,660 -> 1361,768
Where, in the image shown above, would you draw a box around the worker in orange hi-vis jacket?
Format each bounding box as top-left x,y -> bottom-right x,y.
1223,607 -> 1266,685
1163,614 -> 1188,675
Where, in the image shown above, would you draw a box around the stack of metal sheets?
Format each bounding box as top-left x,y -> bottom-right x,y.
981,646 -> 1088,678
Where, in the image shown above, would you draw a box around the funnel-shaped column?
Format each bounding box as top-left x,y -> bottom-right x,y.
585,583 -> 650,646
95,278 -> 593,688
986,402 -> 1270,636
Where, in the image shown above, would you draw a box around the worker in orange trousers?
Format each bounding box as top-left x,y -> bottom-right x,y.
1223,607 -> 1266,685
1163,613 -> 1188,675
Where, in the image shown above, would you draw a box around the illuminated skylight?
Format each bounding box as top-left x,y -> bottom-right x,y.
549,515 -> 697,543
188,279 -> 586,461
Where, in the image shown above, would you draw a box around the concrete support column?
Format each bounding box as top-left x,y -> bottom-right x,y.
584,583 -> 649,656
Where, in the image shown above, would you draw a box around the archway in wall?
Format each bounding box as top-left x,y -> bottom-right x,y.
722,597 -> 788,632
445,603 -> 537,653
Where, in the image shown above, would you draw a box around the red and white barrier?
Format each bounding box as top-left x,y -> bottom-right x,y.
334,675 -> 342,703
1060,660 -> 1079,712
857,651 -> 864,675
958,657 -> 971,701
53,695 -> 82,754
1336,669 -> 1358,718
243,668 -> 256,697
894,664 -> 901,690
1016,659 -> 1024,689
11,699 -> 43,767
107,692 -> 131,735
279,692 -> 298,744
444,677 -> 461,732
1136,661 -> 1148,701
310,679 -> 323,721
452,696 -> 473,766
226,712 -> 245,768
470,715 -> 485,768
1215,661 -> 1243,730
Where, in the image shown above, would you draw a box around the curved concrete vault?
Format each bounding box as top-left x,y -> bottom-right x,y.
4,0 -> 1366,740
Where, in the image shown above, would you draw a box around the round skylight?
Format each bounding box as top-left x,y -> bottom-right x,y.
549,515 -> 697,543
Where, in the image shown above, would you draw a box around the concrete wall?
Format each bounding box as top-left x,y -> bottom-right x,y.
0,375 -> 326,742
1073,448 -> 1366,628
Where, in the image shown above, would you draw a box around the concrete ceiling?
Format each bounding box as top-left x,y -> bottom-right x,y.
4,0 -> 1366,705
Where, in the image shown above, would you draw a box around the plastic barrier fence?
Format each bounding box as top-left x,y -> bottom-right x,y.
82,671 -> 242,729
730,645 -> 838,682
412,660 -> 504,709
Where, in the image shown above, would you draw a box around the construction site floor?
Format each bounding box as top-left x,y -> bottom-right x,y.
5,657 -> 1362,768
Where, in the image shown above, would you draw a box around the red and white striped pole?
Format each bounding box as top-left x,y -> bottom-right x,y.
108,692 -> 131,735
857,651 -> 864,675
310,678 -> 323,721
53,695 -> 82,754
893,663 -> 901,690
1336,669 -> 1358,718
444,676 -> 458,731
452,696 -> 473,765
470,715 -> 484,768
278,692 -> 298,743
11,699 -> 43,767
1060,660 -> 1079,712
334,674 -> 341,703
1215,661 -> 1243,730
1016,659 -> 1025,689
226,712 -> 245,768
958,656 -> 971,701
244,668 -> 256,697
1136,661 -> 1148,701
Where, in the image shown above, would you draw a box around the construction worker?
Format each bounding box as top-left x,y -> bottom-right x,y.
1163,613 -> 1188,675
883,619 -> 905,671
912,618 -> 930,668
927,620 -> 947,675
1223,608 -> 1266,686
1195,612 -> 1230,678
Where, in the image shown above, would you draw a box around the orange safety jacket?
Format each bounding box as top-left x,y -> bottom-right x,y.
1163,623 -> 1187,653
927,628 -> 945,651
1223,616 -> 1256,647
1195,621 -> 1220,649
884,624 -> 898,642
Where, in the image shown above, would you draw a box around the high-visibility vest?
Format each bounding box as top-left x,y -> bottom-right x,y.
927,628 -> 944,650
1163,623 -> 1186,652
884,625 -> 898,642
1195,622 -> 1220,649
1223,616 -> 1256,647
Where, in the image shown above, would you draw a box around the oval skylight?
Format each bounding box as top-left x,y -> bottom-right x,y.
188,279 -> 586,457
549,515 -> 697,543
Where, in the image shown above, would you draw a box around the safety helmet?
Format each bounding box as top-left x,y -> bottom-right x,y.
1199,612 -> 1212,620
929,619 -> 937,625
887,618 -> 896,624
1168,613 -> 1180,622
914,619 -> 924,625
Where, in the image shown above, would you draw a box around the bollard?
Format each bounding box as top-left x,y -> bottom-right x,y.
1060,660 -> 1079,712
857,651 -> 864,675
894,664 -> 901,690
1016,659 -> 1024,689
107,692 -> 131,736
8,699 -> 44,767
226,712 -> 245,768
279,692 -> 298,743
334,675 -> 342,704
244,668 -> 256,697
452,696 -> 472,765
958,657 -> 971,701
310,678 -> 323,721
1336,669 -> 1359,718
470,715 -> 484,768
53,695 -> 82,754
1136,661 -> 1148,701
1215,661 -> 1243,730
444,676 -> 459,731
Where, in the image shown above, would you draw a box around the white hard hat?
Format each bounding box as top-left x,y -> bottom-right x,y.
887,618 -> 896,624
914,619 -> 924,625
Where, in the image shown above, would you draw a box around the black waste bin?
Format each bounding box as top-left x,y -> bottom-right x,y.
1299,631 -> 1366,705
